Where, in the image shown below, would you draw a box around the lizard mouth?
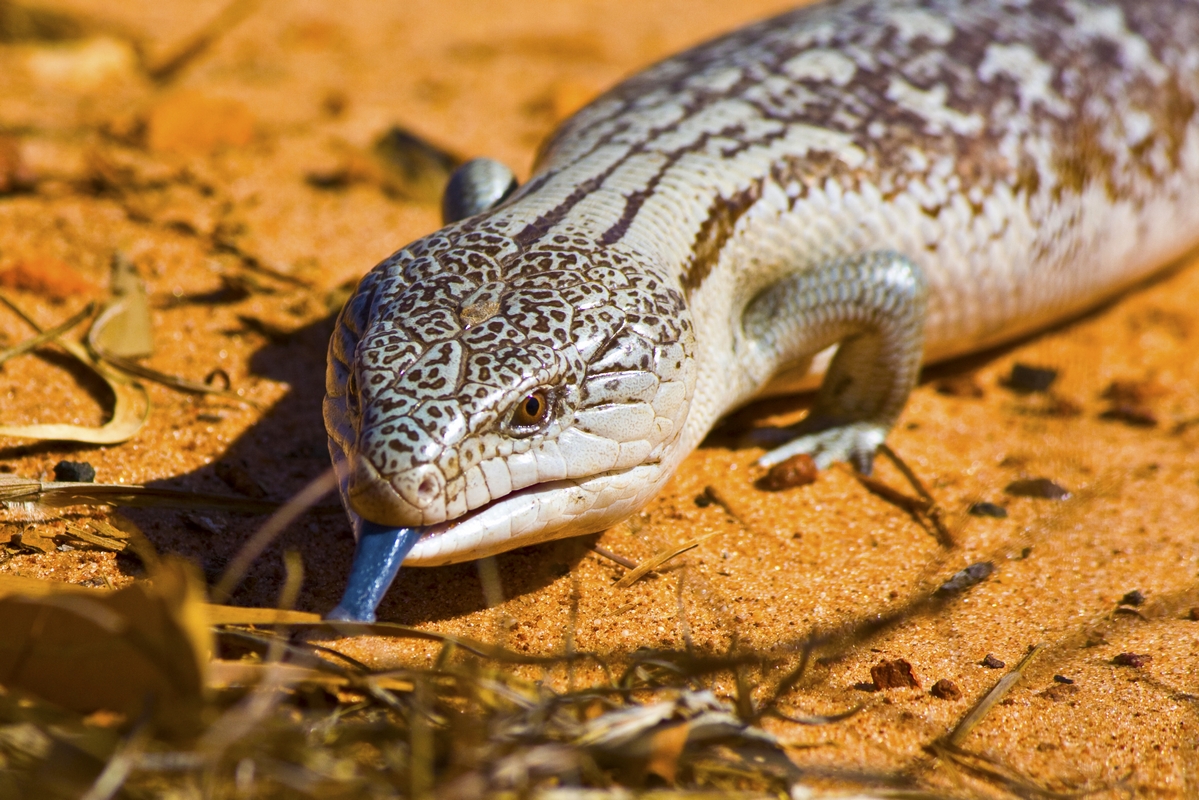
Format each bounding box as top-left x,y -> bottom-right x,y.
397,462 -> 668,567
401,476 -> 598,566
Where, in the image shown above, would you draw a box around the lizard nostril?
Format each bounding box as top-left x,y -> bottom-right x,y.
395,465 -> 444,509
418,475 -> 438,500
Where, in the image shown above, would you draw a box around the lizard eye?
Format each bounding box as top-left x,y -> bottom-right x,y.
508,389 -> 552,434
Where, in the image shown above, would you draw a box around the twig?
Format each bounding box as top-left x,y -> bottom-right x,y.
879,443 -> 953,546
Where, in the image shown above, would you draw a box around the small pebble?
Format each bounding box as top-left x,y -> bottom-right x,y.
1112,652 -> 1152,668
936,561 -> 994,596
1052,674 -> 1074,684
930,679 -> 962,700
53,460 -> 96,482
1188,608 -> 1199,621
870,658 -> 920,690
980,653 -> 1006,669
1005,363 -> 1058,393
968,501 -> 1007,518
1119,589 -> 1146,607
758,453 -> 818,491
1004,478 -> 1071,500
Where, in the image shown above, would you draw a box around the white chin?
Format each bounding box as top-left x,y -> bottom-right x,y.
402,464 -> 667,566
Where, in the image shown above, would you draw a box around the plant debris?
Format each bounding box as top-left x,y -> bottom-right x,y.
945,644 -> 1043,747
1004,477 -> 1071,500
935,562 -> 994,596
980,654 -> 1005,669
967,501 -> 1007,518
372,126 -> 462,202
0,474 -> 279,513
614,531 -> 722,589
0,294 -> 150,445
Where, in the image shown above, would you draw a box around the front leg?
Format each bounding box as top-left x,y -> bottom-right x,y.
743,251 -> 927,474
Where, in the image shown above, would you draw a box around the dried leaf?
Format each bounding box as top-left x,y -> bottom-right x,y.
0,559 -> 210,737
0,294 -> 149,444
88,253 -> 152,359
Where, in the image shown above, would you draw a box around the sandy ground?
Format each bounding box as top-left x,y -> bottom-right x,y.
1,0 -> 1198,795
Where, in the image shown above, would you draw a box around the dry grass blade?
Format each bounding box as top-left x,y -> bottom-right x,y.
932,744 -> 1096,799
216,609 -> 581,665
591,544 -> 637,570
0,300 -> 94,365
615,531 -> 722,588
946,643 -> 1045,747
0,475 -> 279,512
90,347 -> 253,403
207,660 -> 413,692
0,294 -> 149,444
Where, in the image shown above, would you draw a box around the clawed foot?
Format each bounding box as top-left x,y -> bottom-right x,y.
754,418 -> 887,474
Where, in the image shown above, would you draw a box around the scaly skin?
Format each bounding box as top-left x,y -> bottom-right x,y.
324,0 -> 1199,614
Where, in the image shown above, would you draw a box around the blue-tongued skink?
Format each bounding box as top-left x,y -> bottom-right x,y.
323,0 -> 1199,621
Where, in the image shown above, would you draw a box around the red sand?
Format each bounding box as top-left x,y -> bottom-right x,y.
1,0 -> 1198,795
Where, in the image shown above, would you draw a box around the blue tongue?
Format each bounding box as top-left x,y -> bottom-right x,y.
325,520 -> 423,623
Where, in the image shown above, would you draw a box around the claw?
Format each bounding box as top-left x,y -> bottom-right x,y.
325,520 -> 423,623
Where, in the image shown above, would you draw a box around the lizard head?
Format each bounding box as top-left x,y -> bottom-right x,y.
324,222 -> 696,574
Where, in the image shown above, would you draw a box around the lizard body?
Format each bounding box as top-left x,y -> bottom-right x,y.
324,0 -> 1199,621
